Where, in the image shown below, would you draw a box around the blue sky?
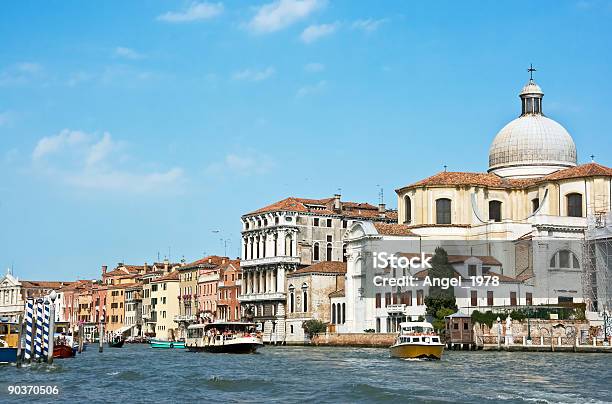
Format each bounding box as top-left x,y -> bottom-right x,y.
1,0 -> 611,280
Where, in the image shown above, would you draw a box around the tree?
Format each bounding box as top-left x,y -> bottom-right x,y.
302,319 -> 327,338
424,247 -> 458,331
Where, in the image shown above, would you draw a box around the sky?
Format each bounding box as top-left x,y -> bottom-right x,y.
1,0 -> 611,280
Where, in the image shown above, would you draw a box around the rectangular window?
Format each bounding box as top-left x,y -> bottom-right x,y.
326,218 -> 332,227
313,218 -> 319,226
416,290 -> 424,305
401,291 -> 411,305
510,291 -> 517,306
487,290 -> 494,306
436,199 -> 451,224
468,265 -> 477,277
471,290 -> 478,307
385,293 -> 391,306
526,292 -> 533,306
375,293 -> 381,308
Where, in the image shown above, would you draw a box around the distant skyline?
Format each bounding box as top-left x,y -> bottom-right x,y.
1,0 -> 611,280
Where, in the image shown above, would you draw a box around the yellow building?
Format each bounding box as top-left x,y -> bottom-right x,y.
150,270 -> 180,340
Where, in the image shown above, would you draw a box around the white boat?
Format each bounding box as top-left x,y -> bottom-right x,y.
389,321 -> 444,360
185,322 -> 263,354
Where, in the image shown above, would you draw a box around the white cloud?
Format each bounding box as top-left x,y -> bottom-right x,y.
300,22 -> 338,43
157,2 -> 224,23
0,62 -> 44,86
352,18 -> 388,33
304,62 -> 325,73
206,151 -> 274,176
296,80 -> 326,98
32,129 -> 89,160
232,67 -> 275,81
31,129 -> 184,193
114,46 -> 144,60
248,0 -> 325,34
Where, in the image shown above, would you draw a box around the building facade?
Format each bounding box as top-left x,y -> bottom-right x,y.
240,194 -> 397,341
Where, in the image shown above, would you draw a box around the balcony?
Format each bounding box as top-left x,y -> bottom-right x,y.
174,315 -> 197,323
238,292 -> 285,302
386,304 -> 407,314
241,255 -> 300,267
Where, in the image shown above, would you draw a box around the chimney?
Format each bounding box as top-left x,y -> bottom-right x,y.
164,258 -> 169,273
144,262 -> 148,273
101,265 -> 107,275
333,194 -> 341,211
378,203 -> 386,214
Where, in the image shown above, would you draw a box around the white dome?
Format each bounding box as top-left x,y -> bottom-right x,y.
488,79 -> 577,178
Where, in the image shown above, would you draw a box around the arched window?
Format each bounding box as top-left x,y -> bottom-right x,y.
404,195 -> 412,224
436,198 -> 451,224
256,236 -> 260,258
567,193 -> 583,217
331,303 -> 336,324
342,303 -> 346,324
302,283 -> 308,312
550,250 -> 580,270
532,198 -> 540,213
313,243 -> 320,261
288,285 -> 295,313
326,243 -> 332,261
273,234 -> 278,256
285,234 -> 293,256
489,200 -> 502,222
262,236 -> 267,258
342,244 -> 347,263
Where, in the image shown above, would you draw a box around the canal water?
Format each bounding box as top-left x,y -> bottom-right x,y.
0,344 -> 610,403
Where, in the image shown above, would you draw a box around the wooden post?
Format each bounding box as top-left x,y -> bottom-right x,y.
98,320 -> 104,353
47,292 -> 57,365
78,324 -> 84,354
15,315 -> 23,368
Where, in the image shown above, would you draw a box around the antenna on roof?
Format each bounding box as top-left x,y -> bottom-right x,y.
376,185 -> 384,205
444,165 -> 448,172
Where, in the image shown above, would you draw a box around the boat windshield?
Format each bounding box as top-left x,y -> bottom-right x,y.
402,326 -> 433,334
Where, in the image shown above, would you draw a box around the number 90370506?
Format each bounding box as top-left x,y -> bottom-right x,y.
7,385 -> 59,395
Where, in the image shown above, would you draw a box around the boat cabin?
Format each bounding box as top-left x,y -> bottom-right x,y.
0,322 -> 19,347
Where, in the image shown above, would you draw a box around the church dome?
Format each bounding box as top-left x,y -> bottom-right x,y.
488,77 -> 577,178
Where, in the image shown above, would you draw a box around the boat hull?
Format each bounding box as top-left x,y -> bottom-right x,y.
389,343 -> 444,360
187,342 -> 262,354
53,344 -> 76,359
108,340 -> 125,348
150,339 -> 185,349
0,347 -> 18,363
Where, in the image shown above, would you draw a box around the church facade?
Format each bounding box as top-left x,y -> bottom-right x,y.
338,75 -> 612,334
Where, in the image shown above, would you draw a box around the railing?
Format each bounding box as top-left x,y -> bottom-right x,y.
241,256 -> 300,267
238,292 -> 285,302
386,304 -> 406,314
174,315 -> 197,323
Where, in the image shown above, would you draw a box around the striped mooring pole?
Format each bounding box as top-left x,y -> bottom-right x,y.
24,299 -> 34,362
42,302 -> 51,358
34,299 -> 44,361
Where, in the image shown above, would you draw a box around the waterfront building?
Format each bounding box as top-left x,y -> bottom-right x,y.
142,260 -> 180,337
216,260 -> 242,322
151,270 -> 180,340
285,261 -> 346,344
124,284 -> 143,337
197,257 -> 228,324
105,284 -> 127,334
339,74 -> 612,333
240,194 -> 397,341
0,269 -> 25,321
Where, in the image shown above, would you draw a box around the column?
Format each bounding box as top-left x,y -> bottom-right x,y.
291,233 -> 297,257
259,271 -> 264,294
277,229 -> 286,256
277,266 -> 286,294
271,269 -> 277,293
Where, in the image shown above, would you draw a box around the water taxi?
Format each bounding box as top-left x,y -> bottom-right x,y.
0,321 -> 20,363
186,322 -> 263,354
150,339 -> 185,349
390,321 -> 444,360
53,321 -> 76,358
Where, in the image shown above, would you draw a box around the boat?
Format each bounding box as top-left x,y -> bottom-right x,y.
150,339 -> 185,349
0,321 -> 20,363
389,321 -> 444,360
185,322 -> 263,354
108,335 -> 125,348
53,322 -> 76,359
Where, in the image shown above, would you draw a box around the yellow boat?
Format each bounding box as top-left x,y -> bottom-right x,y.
389,321 -> 444,360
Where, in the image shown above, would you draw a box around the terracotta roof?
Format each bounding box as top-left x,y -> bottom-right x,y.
373,222 -> 418,236
182,255 -> 231,269
151,271 -> 179,282
540,162 -> 612,181
329,289 -> 345,298
288,261 -> 347,276
21,280 -> 73,289
396,163 -> 612,193
244,196 -> 396,221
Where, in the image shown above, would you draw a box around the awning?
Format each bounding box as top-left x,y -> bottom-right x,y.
114,325 -> 134,334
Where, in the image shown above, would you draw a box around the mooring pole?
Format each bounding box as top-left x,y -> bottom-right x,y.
99,319 -> 104,353
15,315 -> 23,368
47,291 -> 57,365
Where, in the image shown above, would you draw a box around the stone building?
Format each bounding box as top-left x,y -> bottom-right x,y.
285,261 -> 345,344
151,270 -> 180,340
124,285 -> 143,337
216,260 -> 242,322
0,269 -> 25,321
240,194 -> 397,341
